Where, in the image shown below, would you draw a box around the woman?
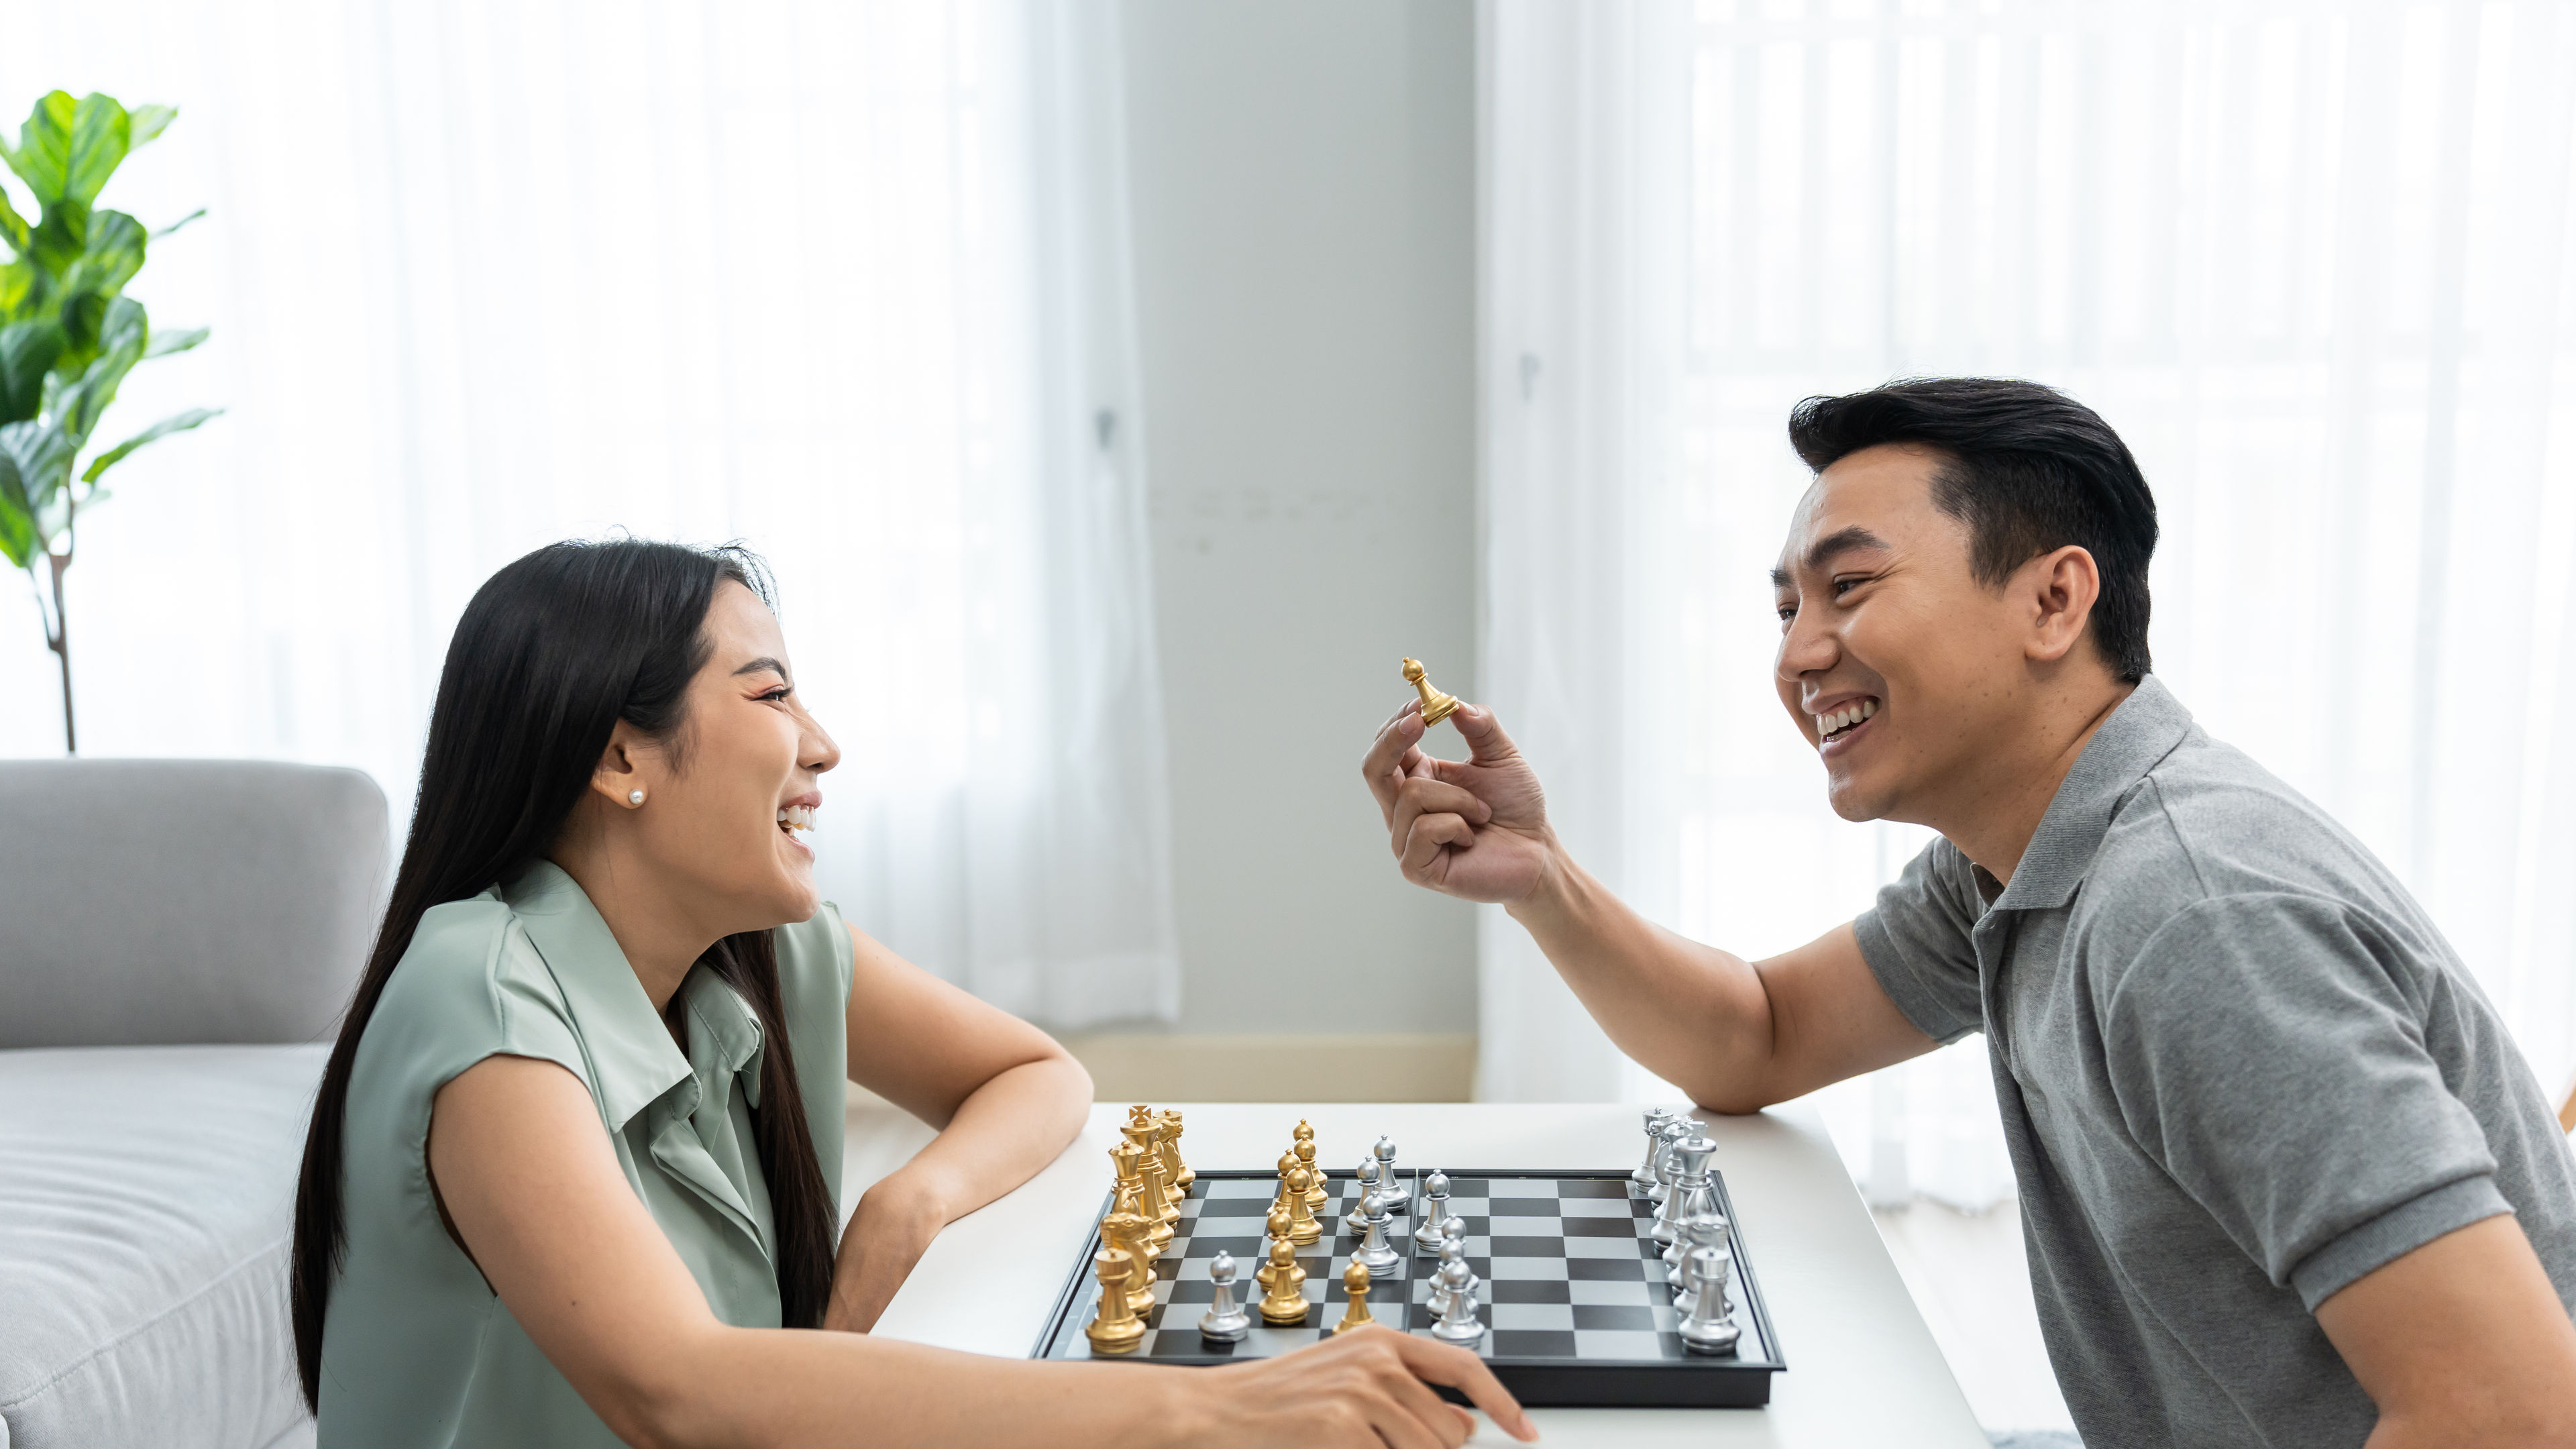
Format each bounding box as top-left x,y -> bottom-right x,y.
290,539 -> 1532,1448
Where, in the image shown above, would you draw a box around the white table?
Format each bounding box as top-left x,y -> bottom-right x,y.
861,1101 -> 1988,1447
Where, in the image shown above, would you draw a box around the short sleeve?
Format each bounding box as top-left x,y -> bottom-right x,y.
1852,838 -> 1988,1044
770,902 -> 855,1218
2099,894 -> 2510,1308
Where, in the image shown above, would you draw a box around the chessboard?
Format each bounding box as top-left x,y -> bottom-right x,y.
1031,1169 -> 1785,1408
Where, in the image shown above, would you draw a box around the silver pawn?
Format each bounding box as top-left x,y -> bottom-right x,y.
1632,1108 -> 1675,1193
1430,1254 -> 1485,1345
1668,1210 -> 1728,1293
1354,1189 -> 1402,1278
1412,1171 -> 1453,1253
1199,1250 -> 1250,1342
1426,1235 -> 1469,1317
1653,1136 -> 1717,1246
1677,1243 -> 1740,1355
1373,1136 -> 1404,1214
1345,1158 -> 1383,1237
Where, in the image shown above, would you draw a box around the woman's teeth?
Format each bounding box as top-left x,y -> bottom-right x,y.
1817,698 -> 1879,743
776,804 -> 817,834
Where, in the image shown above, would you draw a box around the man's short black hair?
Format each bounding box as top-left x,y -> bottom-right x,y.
1786,377 -> 2157,682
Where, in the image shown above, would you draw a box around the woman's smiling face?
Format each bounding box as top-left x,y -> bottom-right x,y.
624,579 -> 842,935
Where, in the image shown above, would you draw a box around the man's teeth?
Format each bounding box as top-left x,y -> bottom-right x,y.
775,804 -> 817,833
1817,698 -> 1879,740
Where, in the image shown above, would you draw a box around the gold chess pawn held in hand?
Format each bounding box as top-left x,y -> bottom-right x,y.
1401,658 -> 1460,727
1256,1206 -> 1310,1325
1084,1248 -> 1146,1354
1334,1258 -> 1377,1335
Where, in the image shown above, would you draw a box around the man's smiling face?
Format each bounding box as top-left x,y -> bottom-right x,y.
1772,443 -> 2039,824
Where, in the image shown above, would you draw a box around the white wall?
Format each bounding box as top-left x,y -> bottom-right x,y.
1120,0 -> 1479,1034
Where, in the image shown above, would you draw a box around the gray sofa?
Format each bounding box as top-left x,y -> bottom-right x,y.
0,759 -> 388,1449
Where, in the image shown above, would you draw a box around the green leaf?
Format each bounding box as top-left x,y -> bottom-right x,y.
127,105 -> 175,148
64,95 -> 131,211
0,317 -> 64,422
0,417 -> 76,520
81,405 -> 217,483
153,207 -> 205,240
0,187 -> 28,256
7,93 -> 76,207
144,324 -> 207,359
60,209 -> 144,301
0,452 -> 34,568
53,297 -> 147,441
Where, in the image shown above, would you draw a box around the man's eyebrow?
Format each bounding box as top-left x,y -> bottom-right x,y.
732,656 -> 789,680
1771,525 -> 1895,588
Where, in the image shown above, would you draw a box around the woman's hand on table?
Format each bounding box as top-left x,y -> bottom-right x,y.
1175,1326 -> 1539,1449
822,1173 -> 948,1333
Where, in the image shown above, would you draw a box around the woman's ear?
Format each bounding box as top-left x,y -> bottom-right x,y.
590,722 -> 653,810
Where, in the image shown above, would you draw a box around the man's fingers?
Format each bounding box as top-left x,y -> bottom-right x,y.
1389,777 -> 1493,859
1446,702 -> 1525,769
1390,1334 -> 1538,1442
1363,703 -> 1430,820
1401,813 -> 1474,881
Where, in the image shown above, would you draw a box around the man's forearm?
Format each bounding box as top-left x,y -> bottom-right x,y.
1505,850 -> 1783,1111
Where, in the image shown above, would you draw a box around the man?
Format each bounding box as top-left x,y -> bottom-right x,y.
1361,379 -> 2576,1448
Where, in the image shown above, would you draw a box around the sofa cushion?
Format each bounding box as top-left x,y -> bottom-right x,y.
0,759 -> 387,1049
0,1045 -> 325,1449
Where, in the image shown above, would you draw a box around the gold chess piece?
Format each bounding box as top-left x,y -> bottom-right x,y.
1084,1248 -> 1147,1354
1272,1145 -> 1302,1216
1401,658 -> 1460,727
1283,1166 -> 1322,1246
1295,1135 -> 1329,1213
1123,1117 -> 1179,1243
1108,1140 -> 1149,1220
1161,1110 -> 1193,1193
1256,1207 -> 1309,1326
1099,1210 -> 1159,1314
1334,1258 -> 1375,1335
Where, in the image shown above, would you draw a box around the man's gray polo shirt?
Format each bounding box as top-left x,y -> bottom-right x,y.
1856,676 -> 2576,1449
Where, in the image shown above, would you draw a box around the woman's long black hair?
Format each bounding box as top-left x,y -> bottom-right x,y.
290,539 -> 840,1411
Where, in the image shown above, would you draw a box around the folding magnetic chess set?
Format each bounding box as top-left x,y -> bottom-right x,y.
1031,1109 -> 1786,1409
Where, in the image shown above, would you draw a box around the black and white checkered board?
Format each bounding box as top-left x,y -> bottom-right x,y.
1032,1169 -> 1784,1408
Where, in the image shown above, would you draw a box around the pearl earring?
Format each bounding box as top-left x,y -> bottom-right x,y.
628,790 -> 645,806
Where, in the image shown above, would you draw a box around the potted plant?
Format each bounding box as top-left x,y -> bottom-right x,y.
0,90 -> 219,753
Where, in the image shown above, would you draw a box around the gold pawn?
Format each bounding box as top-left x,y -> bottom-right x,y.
1334,1258 -> 1375,1335
1401,658 -> 1460,725
1271,1146 -> 1300,1216
1295,1135 -> 1329,1213
1084,1248 -> 1146,1354
1283,1165 -> 1322,1245
1159,1109 -> 1193,1195
1100,1210 -> 1159,1315
1256,1206 -> 1309,1326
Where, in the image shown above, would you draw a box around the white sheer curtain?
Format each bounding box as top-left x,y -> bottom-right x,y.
0,0 -> 1179,1028
1481,0 -> 2576,1209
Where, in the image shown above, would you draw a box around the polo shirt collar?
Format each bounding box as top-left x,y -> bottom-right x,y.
1988,675 -> 2195,913
501,859 -> 694,1130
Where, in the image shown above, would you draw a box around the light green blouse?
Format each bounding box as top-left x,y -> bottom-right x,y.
317,861 -> 853,1447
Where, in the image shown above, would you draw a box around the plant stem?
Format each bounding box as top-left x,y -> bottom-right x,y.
47,551 -> 73,755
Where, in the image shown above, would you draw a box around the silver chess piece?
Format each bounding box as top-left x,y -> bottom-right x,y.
1654,1136 -> 1718,1246
1631,1108 -> 1675,1193
1430,1254 -> 1485,1346
1677,1243 -> 1741,1356
1373,1137 -> 1404,1214
1669,1206 -> 1731,1284
1412,1171 -> 1453,1253
1647,1118 -> 1694,1203
1346,1158 -> 1383,1237
1199,1250 -> 1251,1343
1354,1190 -> 1402,1278
1426,1236 -> 1469,1317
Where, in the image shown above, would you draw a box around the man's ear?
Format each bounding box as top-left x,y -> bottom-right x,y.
590,721 -> 653,809
2022,544 -> 2102,666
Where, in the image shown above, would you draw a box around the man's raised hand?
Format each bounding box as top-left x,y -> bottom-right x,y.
1360,699 -> 1554,904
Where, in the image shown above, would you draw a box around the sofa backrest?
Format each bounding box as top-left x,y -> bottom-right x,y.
0,758 -> 389,1048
